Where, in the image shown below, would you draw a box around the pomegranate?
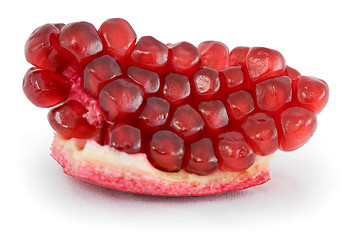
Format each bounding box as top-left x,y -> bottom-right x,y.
23,18 -> 329,196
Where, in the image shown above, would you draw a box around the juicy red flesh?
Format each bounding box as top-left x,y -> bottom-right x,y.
24,19 -> 329,176
48,100 -> 96,139
23,68 -> 70,107
105,123 -> 142,153
198,41 -> 229,71
83,55 -> 122,98
185,138 -> 219,175
217,131 -> 256,172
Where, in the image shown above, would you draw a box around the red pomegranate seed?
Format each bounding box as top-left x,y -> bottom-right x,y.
25,24 -> 66,72
255,76 -> 292,112
198,41 -> 229,71
139,97 -> 170,128
185,138 -> 218,175
83,55 -> 122,99
229,47 -> 250,67
59,22 -> 103,64
279,107 -> 317,151
105,123 -> 142,154
227,90 -> 255,120
193,67 -> 220,98
23,68 -> 69,108
130,36 -> 169,71
127,66 -> 160,94
241,112 -> 278,156
53,23 -> 65,30
163,73 -> 190,103
170,104 -> 204,139
98,18 -> 137,66
284,66 -> 301,81
219,66 -> 246,90
246,47 -> 286,83
48,100 -> 96,139
169,41 -> 201,75
296,76 -> 329,114
217,131 -> 256,171
198,100 -> 229,130
99,78 -> 144,122
148,130 -> 185,172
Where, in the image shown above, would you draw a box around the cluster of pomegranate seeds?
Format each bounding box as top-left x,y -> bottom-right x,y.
23,18 -> 329,176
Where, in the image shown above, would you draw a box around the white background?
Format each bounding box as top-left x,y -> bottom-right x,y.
1,0 -> 359,239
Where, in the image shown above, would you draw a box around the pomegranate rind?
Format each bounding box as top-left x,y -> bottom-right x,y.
51,134 -> 271,196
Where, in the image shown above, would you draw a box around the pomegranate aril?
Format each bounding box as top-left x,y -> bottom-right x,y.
229,47 -> 250,67
59,22 -> 103,64
98,18 -> 137,67
198,100 -> 229,130
255,76 -> 292,112
105,123 -> 142,154
219,66 -> 246,90
148,130 -> 185,172
139,97 -> 170,127
169,41 -> 201,75
170,104 -> 204,138
185,138 -> 218,175
193,67 -> 220,98
296,76 -> 329,114
130,36 -> 169,71
217,131 -> 256,172
25,24 -> 66,72
163,73 -> 191,103
246,47 -> 286,83
198,41 -> 229,71
53,23 -> 65,30
48,100 -> 96,139
284,66 -> 301,81
279,107 -> 317,151
23,68 -> 70,108
241,112 -> 278,156
227,90 -> 255,120
99,78 -> 144,122
127,66 -> 160,94
83,55 -> 122,99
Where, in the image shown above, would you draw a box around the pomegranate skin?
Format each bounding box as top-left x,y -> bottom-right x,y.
51,134 -> 271,196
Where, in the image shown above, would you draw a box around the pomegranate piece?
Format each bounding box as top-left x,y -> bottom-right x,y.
255,76 -> 292,112
296,76 -> 329,114
198,41 -> 229,71
163,73 -> 191,103
99,78 -> 144,122
241,113 -> 278,156
48,100 -> 96,139
246,47 -> 286,83
285,66 -> 301,81
170,104 -> 204,138
219,66 -> 246,90
148,130 -> 185,172
139,97 -> 170,127
23,68 -> 69,108
98,18 -> 137,66
59,22 -> 103,64
217,131 -> 256,171
25,24 -> 66,72
130,36 -> 169,71
193,67 -> 220,98
169,41 -> 201,75
127,66 -> 160,94
198,100 -> 229,130
227,90 -> 255,120
279,107 -> 317,151
83,55 -> 122,98
229,47 -> 250,67
105,123 -> 142,154
185,138 -> 219,175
